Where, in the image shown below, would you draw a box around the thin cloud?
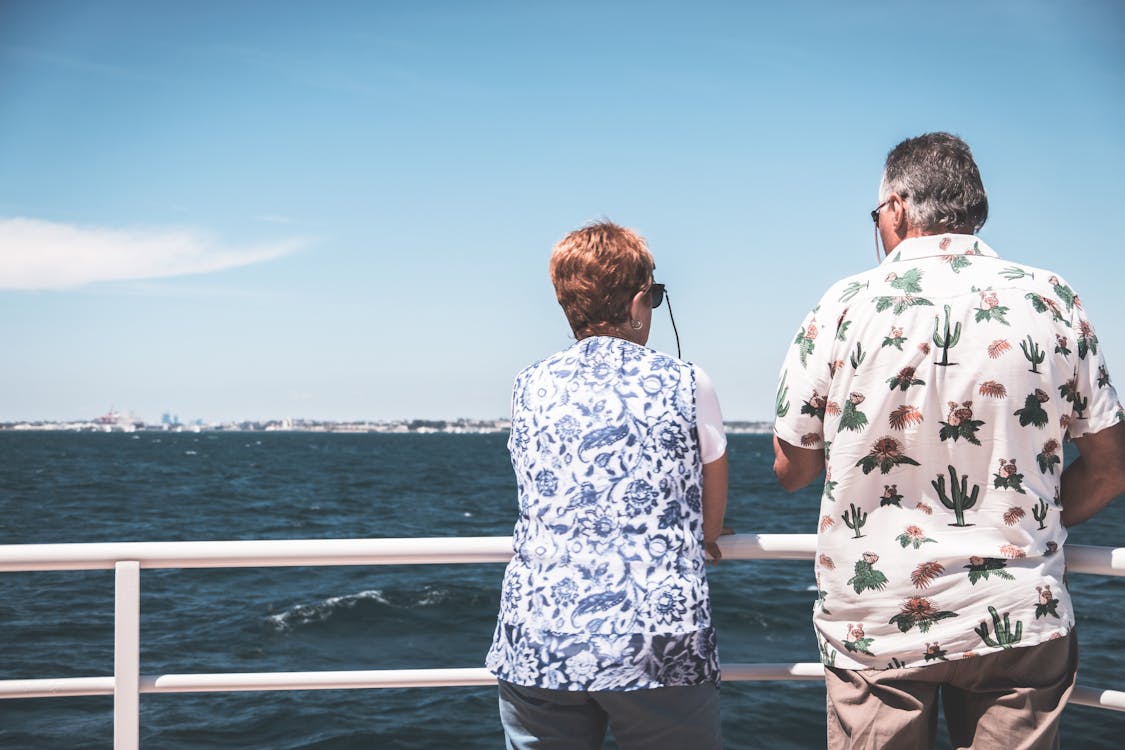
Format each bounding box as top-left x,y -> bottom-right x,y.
84,280 -> 279,300
0,217 -> 306,290
256,214 -> 293,225
0,44 -> 164,84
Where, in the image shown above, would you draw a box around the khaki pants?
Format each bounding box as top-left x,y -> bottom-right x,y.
824,634 -> 1077,750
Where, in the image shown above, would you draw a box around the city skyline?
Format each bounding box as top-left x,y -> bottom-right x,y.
2,1 -> 1123,423
0,410 -> 773,434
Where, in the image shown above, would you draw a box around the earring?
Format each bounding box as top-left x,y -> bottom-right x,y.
630,320 -> 642,330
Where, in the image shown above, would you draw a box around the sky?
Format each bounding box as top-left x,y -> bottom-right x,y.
1,0 -> 1123,424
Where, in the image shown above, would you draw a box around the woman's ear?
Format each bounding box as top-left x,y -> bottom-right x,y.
626,286 -> 652,344
628,287 -> 648,324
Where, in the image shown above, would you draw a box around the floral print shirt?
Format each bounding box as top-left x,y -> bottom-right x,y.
487,336 -> 720,690
774,234 -> 1123,670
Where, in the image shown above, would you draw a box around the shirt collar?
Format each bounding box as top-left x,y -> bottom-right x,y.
881,234 -> 1000,265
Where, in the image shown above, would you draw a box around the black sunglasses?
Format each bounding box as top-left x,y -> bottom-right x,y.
870,200 -> 890,224
644,282 -> 680,357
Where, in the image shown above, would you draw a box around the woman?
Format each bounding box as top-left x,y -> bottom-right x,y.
486,221 -> 729,749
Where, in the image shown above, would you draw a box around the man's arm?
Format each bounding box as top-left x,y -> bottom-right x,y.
773,435 -> 825,492
1060,422 -> 1125,527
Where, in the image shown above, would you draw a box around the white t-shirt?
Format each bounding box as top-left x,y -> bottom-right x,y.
694,365 -> 727,464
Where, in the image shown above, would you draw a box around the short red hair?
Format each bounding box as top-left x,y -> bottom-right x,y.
549,221 -> 654,338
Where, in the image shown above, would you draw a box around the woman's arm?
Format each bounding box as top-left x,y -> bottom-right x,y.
702,452 -> 729,560
693,365 -> 730,559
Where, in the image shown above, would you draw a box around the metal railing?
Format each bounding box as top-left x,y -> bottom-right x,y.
1,534 -> 1123,749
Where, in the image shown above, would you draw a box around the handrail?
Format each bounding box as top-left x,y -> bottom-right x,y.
3,665 -> 1122,710
1,534 -> 1123,750
2,533 -> 1121,574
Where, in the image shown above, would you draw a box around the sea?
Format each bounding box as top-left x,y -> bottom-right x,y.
1,432 -> 1122,749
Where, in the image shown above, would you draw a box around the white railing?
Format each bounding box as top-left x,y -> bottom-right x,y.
1,534 -> 1123,750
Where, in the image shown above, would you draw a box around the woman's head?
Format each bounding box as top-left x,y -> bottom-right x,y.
549,221 -> 655,340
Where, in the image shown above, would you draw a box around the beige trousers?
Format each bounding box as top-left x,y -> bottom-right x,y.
824,634 -> 1078,750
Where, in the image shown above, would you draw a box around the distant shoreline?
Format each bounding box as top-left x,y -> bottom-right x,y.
0,418 -> 775,435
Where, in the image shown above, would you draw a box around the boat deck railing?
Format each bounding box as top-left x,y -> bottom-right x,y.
1,534 -> 1123,749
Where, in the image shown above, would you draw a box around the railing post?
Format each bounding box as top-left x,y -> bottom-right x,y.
114,561 -> 140,750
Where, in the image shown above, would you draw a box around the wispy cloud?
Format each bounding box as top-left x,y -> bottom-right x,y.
256,214 -> 293,225
0,44 -> 164,84
0,217 -> 307,290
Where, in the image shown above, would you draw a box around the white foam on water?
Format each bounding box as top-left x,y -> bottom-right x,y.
267,586 -> 453,631
267,589 -> 391,631
416,586 -> 451,607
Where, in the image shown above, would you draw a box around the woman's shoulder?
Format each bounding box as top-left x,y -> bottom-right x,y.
514,337 -> 701,385
512,342 -> 581,384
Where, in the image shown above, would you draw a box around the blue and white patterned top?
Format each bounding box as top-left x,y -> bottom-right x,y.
486,336 -> 720,691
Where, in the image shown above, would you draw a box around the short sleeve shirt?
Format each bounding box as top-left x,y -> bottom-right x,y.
774,234 -> 1123,670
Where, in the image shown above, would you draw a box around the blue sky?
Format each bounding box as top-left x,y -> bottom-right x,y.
1,0 -> 1122,423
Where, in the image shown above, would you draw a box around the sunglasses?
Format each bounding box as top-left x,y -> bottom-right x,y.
871,201 -> 889,263
870,200 -> 890,225
871,193 -> 907,263
642,281 -> 680,357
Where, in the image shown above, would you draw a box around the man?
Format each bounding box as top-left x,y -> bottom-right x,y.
772,132 -> 1125,749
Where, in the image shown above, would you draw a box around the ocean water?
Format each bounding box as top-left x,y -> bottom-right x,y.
0,432 -> 1122,749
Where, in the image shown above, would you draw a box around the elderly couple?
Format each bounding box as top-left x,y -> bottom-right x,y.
483,133 -> 1125,749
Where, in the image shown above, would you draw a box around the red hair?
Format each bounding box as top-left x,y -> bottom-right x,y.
549,221 -> 654,338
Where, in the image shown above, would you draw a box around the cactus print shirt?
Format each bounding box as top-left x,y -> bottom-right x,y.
774,234 -> 1123,670
487,336 -> 722,691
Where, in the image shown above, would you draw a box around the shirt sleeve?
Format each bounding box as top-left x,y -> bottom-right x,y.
773,301 -> 836,450
1066,303 -> 1124,438
694,364 -> 727,464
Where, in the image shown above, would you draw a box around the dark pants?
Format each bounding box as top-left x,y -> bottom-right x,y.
497,679 -> 722,750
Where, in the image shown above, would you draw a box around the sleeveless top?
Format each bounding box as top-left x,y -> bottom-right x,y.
486,336 -> 720,691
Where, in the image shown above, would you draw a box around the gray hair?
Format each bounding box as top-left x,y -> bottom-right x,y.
879,132 -> 988,233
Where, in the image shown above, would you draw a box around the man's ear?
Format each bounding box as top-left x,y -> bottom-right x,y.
888,193 -> 910,235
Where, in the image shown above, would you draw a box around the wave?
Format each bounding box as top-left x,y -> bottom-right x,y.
266,586 -> 453,632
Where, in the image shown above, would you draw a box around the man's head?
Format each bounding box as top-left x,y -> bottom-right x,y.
876,132 -> 988,252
